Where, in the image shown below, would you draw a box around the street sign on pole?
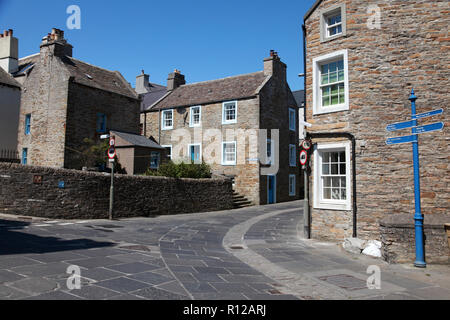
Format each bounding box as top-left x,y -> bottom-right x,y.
412,122 -> 444,135
386,120 -> 416,132
385,89 -> 445,268
385,134 -> 417,145
300,150 -> 308,166
108,147 -> 116,160
412,108 -> 443,120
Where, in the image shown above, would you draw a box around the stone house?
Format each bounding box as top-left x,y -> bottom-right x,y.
111,130 -> 165,175
0,30 -> 21,155
303,0 -> 449,243
11,28 -> 141,169
141,51 -> 300,205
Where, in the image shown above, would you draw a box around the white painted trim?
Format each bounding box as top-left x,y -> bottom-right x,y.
320,3 -> 347,43
289,174 -> 296,196
222,101 -> 238,125
221,141 -> 237,166
312,49 -> 349,115
188,143 -> 202,164
189,106 -> 202,128
161,109 -> 174,130
289,144 -> 297,167
313,141 -> 351,211
161,145 -> 172,160
289,108 -> 296,132
267,175 -> 277,204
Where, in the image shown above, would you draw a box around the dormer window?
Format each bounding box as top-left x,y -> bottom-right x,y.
320,4 -> 346,42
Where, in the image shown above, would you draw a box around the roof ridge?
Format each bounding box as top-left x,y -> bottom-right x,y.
180,71 -> 265,88
67,57 -> 119,75
19,53 -> 40,61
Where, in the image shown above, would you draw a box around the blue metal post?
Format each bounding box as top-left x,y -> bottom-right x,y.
409,89 -> 426,268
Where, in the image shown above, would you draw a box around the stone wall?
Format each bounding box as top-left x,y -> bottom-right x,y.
0,163 -> 234,219
0,84 -> 20,150
305,0 -> 450,241
380,214 -> 450,265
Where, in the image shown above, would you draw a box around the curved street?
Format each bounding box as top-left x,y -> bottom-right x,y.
0,200 -> 449,300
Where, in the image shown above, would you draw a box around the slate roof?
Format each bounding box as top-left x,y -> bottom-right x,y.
293,90 -> 305,108
140,83 -> 167,112
16,54 -> 138,99
0,67 -> 21,88
111,131 -> 164,149
148,71 -> 269,111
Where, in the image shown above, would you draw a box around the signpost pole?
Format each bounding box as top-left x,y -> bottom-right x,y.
303,165 -> 310,239
109,160 -> 114,220
409,89 -> 426,268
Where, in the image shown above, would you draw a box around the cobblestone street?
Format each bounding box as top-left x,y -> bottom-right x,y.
0,201 -> 449,300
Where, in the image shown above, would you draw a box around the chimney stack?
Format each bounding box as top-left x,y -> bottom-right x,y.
135,70 -> 150,94
40,28 -> 73,57
167,69 -> 185,91
0,28 -> 18,74
264,49 -> 286,81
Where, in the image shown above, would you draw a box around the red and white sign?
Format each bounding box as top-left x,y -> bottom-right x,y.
108,147 -> 116,160
109,136 -> 116,147
301,139 -> 311,151
300,150 -> 308,166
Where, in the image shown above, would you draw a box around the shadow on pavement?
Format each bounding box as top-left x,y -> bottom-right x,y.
0,219 -> 114,255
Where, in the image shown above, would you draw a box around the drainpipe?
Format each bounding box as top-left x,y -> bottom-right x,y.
158,109 -> 161,144
307,132 -> 358,238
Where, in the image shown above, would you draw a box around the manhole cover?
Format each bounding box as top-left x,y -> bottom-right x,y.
95,225 -> 123,229
120,245 -> 152,252
318,274 -> 367,291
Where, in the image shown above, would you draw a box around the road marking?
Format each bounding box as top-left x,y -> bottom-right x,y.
58,223 -> 75,226
76,221 -> 89,224
35,224 -> 52,227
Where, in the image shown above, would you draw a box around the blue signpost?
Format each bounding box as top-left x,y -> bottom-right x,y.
386,89 -> 445,268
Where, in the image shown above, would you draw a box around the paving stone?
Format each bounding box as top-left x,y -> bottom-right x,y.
108,293 -> 146,300
27,252 -> 88,263
168,265 -> 197,273
210,282 -> 258,293
9,277 -> 59,295
411,286 -> 450,300
219,274 -> 273,283
127,272 -> 174,285
194,267 -> 230,275
24,290 -> 83,300
69,257 -> 123,269
96,277 -> 149,293
11,262 -> 71,277
193,292 -> 248,300
132,286 -> 189,300
0,269 -> 26,284
183,282 -> 218,294
156,280 -> 190,297
192,273 -> 226,283
175,273 -> 198,283
65,285 -> 121,300
225,268 -> 262,275
78,267 -> 125,282
0,284 -> 31,300
106,262 -> 160,274
0,256 -> 42,269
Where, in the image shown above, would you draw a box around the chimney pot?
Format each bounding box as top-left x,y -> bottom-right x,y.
8,29 -> 13,36
4,30 -> 8,37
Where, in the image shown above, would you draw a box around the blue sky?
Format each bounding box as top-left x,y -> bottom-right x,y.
0,0 -> 314,91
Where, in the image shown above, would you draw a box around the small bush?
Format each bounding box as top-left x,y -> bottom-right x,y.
145,161 -> 211,179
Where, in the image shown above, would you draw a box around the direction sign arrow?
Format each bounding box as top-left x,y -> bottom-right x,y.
386,120 -> 416,132
412,108 -> 443,120
412,122 -> 444,135
386,134 -> 417,145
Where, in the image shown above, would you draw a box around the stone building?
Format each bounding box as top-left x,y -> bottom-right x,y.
0,30 -> 21,154
303,0 -> 449,242
141,51 -> 300,205
12,28 -> 140,169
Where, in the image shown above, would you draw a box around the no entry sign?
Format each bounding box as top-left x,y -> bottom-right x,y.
300,150 -> 308,166
108,147 -> 116,160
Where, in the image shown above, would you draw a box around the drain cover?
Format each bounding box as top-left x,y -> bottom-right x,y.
229,245 -> 245,250
95,225 -> 123,229
318,274 -> 367,291
120,245 -> 152,252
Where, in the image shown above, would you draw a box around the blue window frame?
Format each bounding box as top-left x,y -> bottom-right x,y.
22,148 -> 28,165
25,114 -> 31,135
96,113 -> 107,133
189,144 -> 201,164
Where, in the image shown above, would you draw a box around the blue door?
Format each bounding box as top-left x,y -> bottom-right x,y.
190,145 -> 200,163
268,175 -> 276,204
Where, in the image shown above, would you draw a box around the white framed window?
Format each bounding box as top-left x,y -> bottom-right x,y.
320,4 -> 346,42
289,108 -> 296,132
161,109 -> 174,130
150,151 -> 160,169
162,145 -> 172,160
313,50 -> 349,115
289,144 -> 296,167
289,174 -> 296,196
313,141 -> 351,211
189,106 -> 201,127
222,101 -> 237,124
188,143 -> 202,164
222,141 -> 237,166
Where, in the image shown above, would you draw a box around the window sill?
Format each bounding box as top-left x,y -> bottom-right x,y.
314,201 -> 350,211
222,121 -> 237,125
161,127 -> 173,131
320,33 -> 346,43
313,103 -> 349,116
